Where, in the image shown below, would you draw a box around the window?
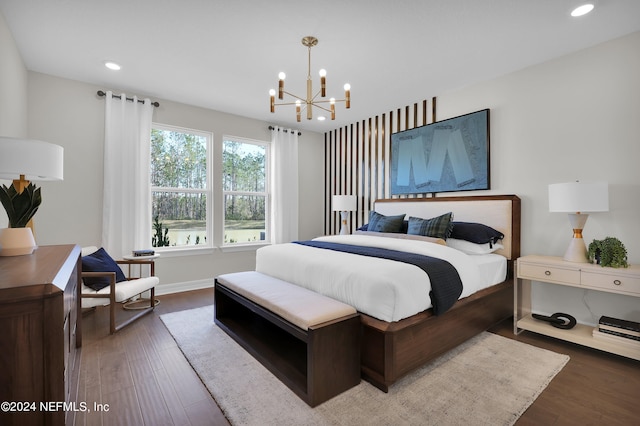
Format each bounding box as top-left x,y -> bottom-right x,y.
151,124 -> 212,249
222,137 -> 269,245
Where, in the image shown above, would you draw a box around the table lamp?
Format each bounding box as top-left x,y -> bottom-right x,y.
0,137 -> 64,256
332,195 -> 357,235
549,181 -> 608,263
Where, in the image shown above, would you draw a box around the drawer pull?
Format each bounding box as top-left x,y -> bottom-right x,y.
545,270 -> 551,276
613,279 -> 622,286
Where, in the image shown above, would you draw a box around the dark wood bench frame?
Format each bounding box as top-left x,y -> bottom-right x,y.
214,279 -> 361,407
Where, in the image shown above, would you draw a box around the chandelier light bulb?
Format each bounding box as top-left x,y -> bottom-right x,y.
319,69 -> 326,77
343,83 -> 351,91
269,89 -> 275,96
278,72 -> 286,80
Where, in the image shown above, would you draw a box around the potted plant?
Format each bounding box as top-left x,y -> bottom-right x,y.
0,182 -> 41,256
587,237 -> 629,268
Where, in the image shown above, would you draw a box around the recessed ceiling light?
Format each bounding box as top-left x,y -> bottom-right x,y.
571,4 -> 594,17
104,61 -> 121,71
317,116 -> 326,121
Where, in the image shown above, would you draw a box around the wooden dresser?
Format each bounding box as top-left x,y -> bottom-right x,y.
0,244 -> 82,426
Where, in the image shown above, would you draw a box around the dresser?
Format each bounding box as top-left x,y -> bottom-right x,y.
514,255 -> 640,360
0,245 -> 82,426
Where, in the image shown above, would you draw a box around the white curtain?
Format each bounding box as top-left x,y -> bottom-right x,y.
102,91 -> 154,258
270,126 -> 299,243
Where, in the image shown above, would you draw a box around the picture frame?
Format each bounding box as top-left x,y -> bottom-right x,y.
390,109 -> 490,195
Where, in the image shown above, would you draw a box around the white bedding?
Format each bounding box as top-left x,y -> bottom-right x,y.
255,234 -> 506,322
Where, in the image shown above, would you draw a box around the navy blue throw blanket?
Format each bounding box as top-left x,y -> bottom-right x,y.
293,240 -> 463,316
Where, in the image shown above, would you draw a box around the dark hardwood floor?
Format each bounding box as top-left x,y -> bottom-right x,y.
75,288 -> 640,425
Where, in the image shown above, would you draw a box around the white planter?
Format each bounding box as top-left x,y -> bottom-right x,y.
0,227 -> 37,256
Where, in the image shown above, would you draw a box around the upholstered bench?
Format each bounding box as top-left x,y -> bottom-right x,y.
214,271 -> 360,407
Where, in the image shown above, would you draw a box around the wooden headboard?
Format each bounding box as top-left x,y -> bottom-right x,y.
374,195 -> 521,261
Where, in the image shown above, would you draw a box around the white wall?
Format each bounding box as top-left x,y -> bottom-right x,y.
0,10 -> 27,136
433,31 -> 640,324
25,72 -> 325,292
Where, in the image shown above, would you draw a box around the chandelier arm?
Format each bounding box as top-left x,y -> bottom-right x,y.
310,103 -> 332,113
281,90 -> 306,102
274,101 -> 306,107
311,90 -> 325,102
311,99 -> 347,105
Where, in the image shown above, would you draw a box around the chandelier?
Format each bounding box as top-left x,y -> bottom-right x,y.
269,36 -> 350,122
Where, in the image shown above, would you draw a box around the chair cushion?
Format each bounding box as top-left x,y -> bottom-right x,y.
81,247 -> 127,291
81,276 -> 159,308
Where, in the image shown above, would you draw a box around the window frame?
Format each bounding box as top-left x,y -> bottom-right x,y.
222,135 -> 271,247
150,123 -> 213,253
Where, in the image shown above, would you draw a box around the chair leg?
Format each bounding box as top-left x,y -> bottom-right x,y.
110,302 -> 116,334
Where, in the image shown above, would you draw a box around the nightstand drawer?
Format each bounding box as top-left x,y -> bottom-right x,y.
518,263 -> 580,285
581,271 -> 640,295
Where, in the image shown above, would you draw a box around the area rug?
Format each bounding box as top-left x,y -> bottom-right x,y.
161,305 -> 569,426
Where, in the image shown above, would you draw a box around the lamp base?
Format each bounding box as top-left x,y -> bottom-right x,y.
0,228 -> 37,256
563,237 -> 588,263
339,211 -> 349,235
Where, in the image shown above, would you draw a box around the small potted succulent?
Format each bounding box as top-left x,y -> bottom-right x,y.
587,237 -> 629,268
0,182 -> 41,256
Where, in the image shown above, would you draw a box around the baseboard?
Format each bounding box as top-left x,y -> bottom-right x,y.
154,278 -> 215,296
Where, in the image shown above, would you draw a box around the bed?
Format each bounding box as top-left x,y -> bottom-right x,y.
256,194 -> 521,391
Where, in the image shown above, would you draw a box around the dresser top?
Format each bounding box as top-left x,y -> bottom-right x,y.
0,244 -> 80,298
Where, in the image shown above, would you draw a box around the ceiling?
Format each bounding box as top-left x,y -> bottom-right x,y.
2,0 -> 640,133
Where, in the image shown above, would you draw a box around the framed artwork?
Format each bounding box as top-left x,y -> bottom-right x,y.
390,109 -> 490,195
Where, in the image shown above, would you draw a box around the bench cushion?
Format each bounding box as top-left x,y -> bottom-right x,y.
216,271 -> 357,330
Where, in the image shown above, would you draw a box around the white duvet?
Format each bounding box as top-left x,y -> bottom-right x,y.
255,234 -> 504,322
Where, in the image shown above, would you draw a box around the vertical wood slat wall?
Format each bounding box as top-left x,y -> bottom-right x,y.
325,98 -> 436,235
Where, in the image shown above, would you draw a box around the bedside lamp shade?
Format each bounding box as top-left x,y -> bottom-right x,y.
549,181 -> 609,213
0,137 -> 64,183
0,137 -> 64,256
332,195 -> 357,235
549,181 -> 608,263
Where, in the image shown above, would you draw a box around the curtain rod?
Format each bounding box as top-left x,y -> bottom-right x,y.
268,126 -> 301,136
97,90 -> 160,107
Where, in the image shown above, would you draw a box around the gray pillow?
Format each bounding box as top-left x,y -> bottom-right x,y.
367,211 -> 406,233
407,212 -> 453,239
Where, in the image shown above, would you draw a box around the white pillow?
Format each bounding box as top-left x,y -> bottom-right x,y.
446,238 -> 503,255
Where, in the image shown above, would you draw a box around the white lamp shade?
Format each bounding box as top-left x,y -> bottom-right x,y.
0,137 -> 64,181
332,195 -> 357,212
548,181 -> 608,213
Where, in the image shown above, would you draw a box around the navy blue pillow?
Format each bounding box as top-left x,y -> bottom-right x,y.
450,222 -> 504,245
82,247 -> 127,291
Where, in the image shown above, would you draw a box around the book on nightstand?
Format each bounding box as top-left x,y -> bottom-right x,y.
132,249 -> 155,257
592,328 -> 640,349
599,316 -> 640,333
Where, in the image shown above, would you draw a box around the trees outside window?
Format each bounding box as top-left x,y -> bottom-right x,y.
223,137 -> 269,245
151,125 -> 211,248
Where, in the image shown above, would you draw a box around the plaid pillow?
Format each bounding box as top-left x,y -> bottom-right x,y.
407,212 -> 454,239
367,211 -> 406,233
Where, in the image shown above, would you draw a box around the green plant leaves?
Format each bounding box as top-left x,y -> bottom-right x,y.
587,237 -> 629,268
0,183 -> 42,228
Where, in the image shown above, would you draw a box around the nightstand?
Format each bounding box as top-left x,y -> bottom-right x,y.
514,255 -> 640,360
